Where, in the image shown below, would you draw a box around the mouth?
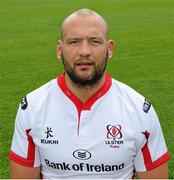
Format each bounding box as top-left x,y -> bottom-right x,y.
76,60 -> 93,69
76,61 -> 93,66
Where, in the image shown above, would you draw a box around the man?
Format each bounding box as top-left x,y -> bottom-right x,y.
9,9 -> 170,179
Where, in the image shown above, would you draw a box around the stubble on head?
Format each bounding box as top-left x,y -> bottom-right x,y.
60,8 -> 109,40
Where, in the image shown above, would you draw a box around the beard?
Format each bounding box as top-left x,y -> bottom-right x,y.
61,51 -> 108,88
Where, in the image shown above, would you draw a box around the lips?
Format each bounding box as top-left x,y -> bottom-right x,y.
75,61 -> 93,71
76,60 -> 93,66
77,62 -> 92,66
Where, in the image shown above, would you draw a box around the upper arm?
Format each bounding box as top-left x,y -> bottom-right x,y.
9,97 -> 41,177
134,104 -> 170,172
136,161 -> 168,179
10,160 -> 40,179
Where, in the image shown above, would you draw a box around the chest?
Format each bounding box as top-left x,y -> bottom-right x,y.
31,97 -> 143,174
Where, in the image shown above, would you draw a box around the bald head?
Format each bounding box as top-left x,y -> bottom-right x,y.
60,9 -> 108,40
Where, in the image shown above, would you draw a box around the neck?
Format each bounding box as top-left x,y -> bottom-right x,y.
64,72 -> 106,103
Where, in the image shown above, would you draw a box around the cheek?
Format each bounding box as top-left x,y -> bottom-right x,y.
92,48 -> 107,60
63,48 -> 78,61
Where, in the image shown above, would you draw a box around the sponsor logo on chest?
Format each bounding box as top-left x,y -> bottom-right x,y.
45,159 -> 124,172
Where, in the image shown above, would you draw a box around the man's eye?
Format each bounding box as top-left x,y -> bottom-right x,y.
90,39 -> 102,45
68,40 -> 78,45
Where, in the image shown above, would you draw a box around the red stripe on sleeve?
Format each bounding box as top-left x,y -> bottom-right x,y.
146,151 -> 171,171
26,129 -> 35,163
9,150 -> 34,167
142,141 -> 171,171
9,129 -> 36,167
141,141 -> 152,170
141,131 -> 171,171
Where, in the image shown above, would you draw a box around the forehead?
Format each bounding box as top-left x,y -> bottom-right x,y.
62,15 -> 107,39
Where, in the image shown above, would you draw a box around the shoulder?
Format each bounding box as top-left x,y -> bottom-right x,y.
28,79 -> 57,104
20,79 -> 57,114
111,78 -> 145,105
111,78 -> 155,127
27,79 -> 57,104
17,79 -> 57,128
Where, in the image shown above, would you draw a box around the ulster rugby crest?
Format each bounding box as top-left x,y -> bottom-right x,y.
105,124 -> 123,148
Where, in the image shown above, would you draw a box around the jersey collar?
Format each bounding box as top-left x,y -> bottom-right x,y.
57,72 -> 112,111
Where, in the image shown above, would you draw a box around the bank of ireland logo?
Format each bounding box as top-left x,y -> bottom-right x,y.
73,149 -> 92,160
105,124 -> 123,148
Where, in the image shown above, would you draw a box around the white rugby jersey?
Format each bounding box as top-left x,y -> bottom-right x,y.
9,72 -> 170,179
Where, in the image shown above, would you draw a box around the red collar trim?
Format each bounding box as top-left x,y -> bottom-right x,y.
57,72 -> 112,112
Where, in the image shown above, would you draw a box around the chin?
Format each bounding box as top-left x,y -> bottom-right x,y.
77,73 -> 93,80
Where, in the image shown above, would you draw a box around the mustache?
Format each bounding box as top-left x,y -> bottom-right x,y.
75,58 -> 95,65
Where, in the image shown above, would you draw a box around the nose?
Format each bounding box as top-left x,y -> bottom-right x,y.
78,41 -> 91,57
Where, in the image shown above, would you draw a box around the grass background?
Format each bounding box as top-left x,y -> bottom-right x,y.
0,0 -> 173,178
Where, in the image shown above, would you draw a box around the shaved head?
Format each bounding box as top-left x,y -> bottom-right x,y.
60,8 -> 108,40
56,8 -> 115,89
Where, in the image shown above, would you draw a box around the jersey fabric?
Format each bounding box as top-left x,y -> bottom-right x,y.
9,72 -> 170,179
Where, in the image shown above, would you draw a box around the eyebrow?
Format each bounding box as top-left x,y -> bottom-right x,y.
64,37 -> 81,43
66,36 -> 104,41
89,37 -> 104,40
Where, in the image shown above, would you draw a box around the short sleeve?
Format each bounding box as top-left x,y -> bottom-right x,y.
9,98 -> 40,167
134,105 -> 170,172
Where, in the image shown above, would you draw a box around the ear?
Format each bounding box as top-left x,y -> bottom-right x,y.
107,40 -> 115,59
56,40 -> 63,59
